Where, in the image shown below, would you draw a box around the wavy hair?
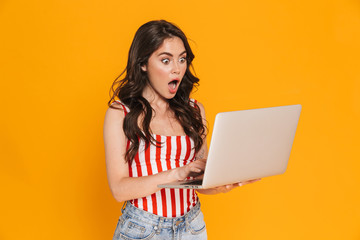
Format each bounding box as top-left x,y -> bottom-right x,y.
108,20 -> 206,163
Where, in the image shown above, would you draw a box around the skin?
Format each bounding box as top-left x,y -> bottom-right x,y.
141,37 -> 187,102
103,37 -> 260,202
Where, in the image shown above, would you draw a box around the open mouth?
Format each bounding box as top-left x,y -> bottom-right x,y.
168,79 -> 179,90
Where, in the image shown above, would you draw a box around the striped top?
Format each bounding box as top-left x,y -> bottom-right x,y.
114,100 -> 198,217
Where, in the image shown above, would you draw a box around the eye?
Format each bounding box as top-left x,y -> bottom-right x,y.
179,57 -> 187,63
161,58 -> 170,64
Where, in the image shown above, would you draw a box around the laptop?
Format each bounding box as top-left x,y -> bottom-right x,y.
158,104 -> 302,189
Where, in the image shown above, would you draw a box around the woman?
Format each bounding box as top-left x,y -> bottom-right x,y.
103,20 -> 258,240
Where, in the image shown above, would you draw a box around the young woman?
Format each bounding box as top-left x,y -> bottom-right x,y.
103,20 -> 259,240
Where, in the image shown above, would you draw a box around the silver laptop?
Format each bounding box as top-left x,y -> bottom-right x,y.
158,104 -> 302,189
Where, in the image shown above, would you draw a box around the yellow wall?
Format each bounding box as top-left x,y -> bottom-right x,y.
1,0 -> 359,239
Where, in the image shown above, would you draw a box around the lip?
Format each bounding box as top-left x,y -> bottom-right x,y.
168,78 -> 180,94
171,78 -> 180,82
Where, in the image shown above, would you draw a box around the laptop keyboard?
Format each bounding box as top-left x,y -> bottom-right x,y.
180,179 -> 203,185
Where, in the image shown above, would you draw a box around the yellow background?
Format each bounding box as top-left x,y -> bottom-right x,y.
1,0 -> 359,239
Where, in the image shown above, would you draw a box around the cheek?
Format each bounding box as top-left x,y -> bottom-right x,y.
181,65 -> 187,76
148,64 -> 169,79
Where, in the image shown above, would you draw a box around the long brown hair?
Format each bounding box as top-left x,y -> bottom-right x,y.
108,20 -> 206,163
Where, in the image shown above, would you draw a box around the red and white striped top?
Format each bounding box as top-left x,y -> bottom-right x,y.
114,100 -> 198,217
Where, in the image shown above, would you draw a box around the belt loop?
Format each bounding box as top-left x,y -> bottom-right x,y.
185,219 -> 189,232
121,201 -> 127,214
185,212 -> 190,232
172,218 -> 176,232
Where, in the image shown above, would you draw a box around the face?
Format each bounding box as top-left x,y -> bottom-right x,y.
141,37 -> 187,100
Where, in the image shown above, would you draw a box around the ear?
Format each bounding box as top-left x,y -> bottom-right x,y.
141,64 -> 147,72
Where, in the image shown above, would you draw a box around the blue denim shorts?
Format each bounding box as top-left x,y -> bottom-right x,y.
112,201 -> 207,240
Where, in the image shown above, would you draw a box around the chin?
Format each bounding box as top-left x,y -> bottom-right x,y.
165,95 -> 176,100
163,93 -> 177,100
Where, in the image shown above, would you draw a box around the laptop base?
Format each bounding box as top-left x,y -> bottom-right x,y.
158,179 -> 204,189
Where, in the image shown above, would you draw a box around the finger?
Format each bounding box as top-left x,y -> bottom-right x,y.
245,178 -> 261,184
193,174 -> 204,180
192,167 -> 202,172
221,185 -> 234,193
238,178 -> 261,186
186,163 -> 202,173
192,161 -> 206,170
216,186 -> 227,193
188,171 -> 203,178
186,165 -> 204,177
189,166 -> 204,174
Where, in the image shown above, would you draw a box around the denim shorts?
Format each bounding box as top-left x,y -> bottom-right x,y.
112,201 -> 207,240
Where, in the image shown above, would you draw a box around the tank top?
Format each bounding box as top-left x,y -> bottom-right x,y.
114,99 -> 199,217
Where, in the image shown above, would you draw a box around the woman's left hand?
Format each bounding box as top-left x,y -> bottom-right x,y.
196,178 -> 261,195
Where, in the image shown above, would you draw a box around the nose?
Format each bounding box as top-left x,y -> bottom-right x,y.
172,61 -> 180,74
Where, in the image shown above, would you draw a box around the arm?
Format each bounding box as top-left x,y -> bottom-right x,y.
103,105 -> 204,202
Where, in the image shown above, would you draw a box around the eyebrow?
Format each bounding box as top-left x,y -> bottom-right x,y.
157,50 -> 187,57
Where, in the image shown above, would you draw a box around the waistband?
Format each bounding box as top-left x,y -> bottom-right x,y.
121,200 -> 201,230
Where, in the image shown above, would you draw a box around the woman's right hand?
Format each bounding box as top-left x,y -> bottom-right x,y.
171,159 -> 206,181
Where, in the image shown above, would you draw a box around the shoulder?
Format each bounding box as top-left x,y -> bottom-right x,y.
103,102 -> 128,148
106,100 -> 131,116
104,101 -> 127,129
111,100 -> 130,112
